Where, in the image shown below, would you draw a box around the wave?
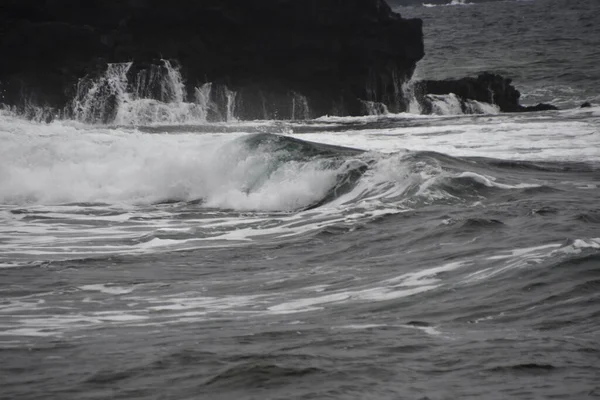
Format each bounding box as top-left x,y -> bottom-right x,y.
0,116 -> 549,212
0,126 -> 354,210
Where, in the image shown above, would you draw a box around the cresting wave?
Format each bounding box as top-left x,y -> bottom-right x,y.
3,2 -> 600,398
3,114 -> 558,264
2,105 -> 597,266
0,118 -> 541,212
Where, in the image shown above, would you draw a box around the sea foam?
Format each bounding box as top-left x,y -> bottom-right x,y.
0,121 -> 344,210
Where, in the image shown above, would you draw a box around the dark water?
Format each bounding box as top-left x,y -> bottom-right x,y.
397,0 -> 600,109
2,113 -> 600,399
2,1 -> 600,399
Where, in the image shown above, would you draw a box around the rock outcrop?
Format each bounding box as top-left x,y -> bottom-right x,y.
0,0 -> 424,121
417,73 -> 559,113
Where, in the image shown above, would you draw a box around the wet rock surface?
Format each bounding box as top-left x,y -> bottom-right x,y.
0,0 -> 424,119
417,73 -> 558,113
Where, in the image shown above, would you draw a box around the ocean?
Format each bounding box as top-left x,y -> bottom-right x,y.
1,0 -> 600,399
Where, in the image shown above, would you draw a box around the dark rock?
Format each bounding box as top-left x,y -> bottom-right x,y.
581,101 -> 592,108
416,73 -> 558,113
517,103 -> 558,112
0,0 -> 424,121
418,73 -> 521,112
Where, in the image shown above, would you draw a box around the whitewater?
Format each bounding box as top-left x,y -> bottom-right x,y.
2,101 -> 600,398
2,0 -> 600,399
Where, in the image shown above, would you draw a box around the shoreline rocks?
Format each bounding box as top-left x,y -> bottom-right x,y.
0,1 -> 560,121
0,0 -> 424,121
416,73 -> 558,114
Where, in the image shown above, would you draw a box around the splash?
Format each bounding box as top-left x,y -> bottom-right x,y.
392,69 -> 403,112
427,93 -> 499,115
402,79 -> 423,114
0,118 -> 479,212
292,93 -> 311,120
225,88 -> 238,123
72,63 -> 132,124
360,100 -> 389,116
0,126 -> 355,210
10,59 -> 503,123
70,60 -> 238,125
193,83 -> 215,122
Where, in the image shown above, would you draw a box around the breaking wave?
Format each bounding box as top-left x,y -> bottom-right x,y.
0,116 -> 544,212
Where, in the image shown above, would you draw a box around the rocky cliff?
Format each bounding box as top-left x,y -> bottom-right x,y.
0,0 -> 425,121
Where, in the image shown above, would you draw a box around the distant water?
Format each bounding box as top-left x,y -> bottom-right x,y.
397,0 -> 600,109
2,1 -> 600,399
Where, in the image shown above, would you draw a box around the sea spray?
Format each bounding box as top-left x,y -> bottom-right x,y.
428,93 -> 464,115
194,83 -> 215,121
292,93 -> 311,120
427,93 -> 499,115
132,60 -> 185,103
0,126 -> 350,210
70,60 -> 239,125
392,69 -> 403,113
72,62 -> 132,124
402,79 -> 423,114
225,88 -> 238,123
360,100 -> 389,116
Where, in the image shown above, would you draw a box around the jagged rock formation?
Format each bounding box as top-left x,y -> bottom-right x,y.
417,73 -> 559,113
0,0 -> 424,121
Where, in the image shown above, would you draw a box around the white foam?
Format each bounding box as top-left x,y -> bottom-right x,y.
288,110 -> 600,162
268,284 -> 439,314
144,293 -> 261,312
0,328 -> 59,337
0,312 -> 150,337
386,261 -> 468,286
449,0 -> 473,5
71,60 -> 237,125
457,171 -> 541,189
114,98 -> 211,126
486,243 -> 562,261
553,238 -> 600,255
335,324 -> 388,330
94,313 -> 148,322
423,0 -> 474,7
268,292 -> 350,312
429,93 -> 464,115
79,284 -> 136,295
0,120 -> 346,210
0,262 -> 22,269
335,323 -> 443,336
399,324 -> 443,336
460,241 -> 597,284
2,106 -> 599,265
